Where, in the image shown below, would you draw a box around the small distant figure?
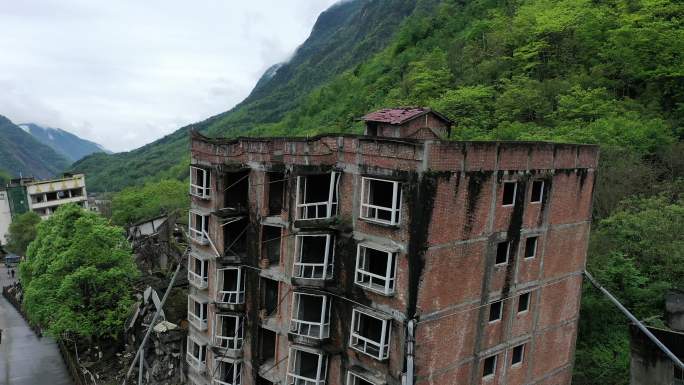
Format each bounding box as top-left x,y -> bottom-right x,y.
0,328 -> 3,344
10,269 -> 15,279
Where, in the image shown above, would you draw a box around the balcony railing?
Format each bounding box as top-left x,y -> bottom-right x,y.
186,353 -> 206,373
292,262 -> 331,280
216,290 -> 244,305
290,319 -> 329,340
296,201 -> 335,220
189,227 -> 209,245
188,312 -> 208,331
188,270 -> 208,290
287,374 -> 326,385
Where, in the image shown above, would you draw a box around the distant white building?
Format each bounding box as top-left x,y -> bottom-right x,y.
25,173 -> 89,219
0,190 -> 12,245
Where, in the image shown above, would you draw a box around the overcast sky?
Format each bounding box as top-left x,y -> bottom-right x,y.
0,0 -> 338,152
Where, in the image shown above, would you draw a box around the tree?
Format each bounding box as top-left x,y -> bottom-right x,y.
0,169 -> 10,186
111,179 -> 188,226
5,211 -> 40,253
19,204 -> 139,340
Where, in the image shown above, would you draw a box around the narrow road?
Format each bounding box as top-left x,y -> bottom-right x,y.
0,267 -> 73,385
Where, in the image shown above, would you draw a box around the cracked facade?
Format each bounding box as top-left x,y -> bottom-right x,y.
186,108 -> 599,385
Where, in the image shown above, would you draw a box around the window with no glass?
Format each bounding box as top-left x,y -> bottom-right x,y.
530,180 -> 544,203
511,344 -> 525,366
496,241 -> 511,265
360,177 -> 402,225
502,181 -> 517,206
489,300 -> 503,322
518,292 -> 530,313
347,371 -> 377,385
355,244 -> 397,295
350,309 -> 391,360
483,354 -> 497,378
524,236 -> 538,259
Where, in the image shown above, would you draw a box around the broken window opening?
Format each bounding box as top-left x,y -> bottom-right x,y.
259,328 -> 277,363
360,177 -> 402,225
347,372 -> 376,385
511,344 -> 525,366
70,188 -> 84,197
224,170 -> 250,211
293,234 -> 334,280
189,211 -> 210,245
349,309 -> 391,360
190,166 -> 211,199
214,314 -> 244,350
267,172 -> 286,215
287,347 -> 328,385
188,295 -> 208,331
223,218 -> 247,258
524,236 -> 538,259
518,292 -> 530,313
530,180 -> 544,203
257,377 -> 275,385
217,267 -> 245,305
355,244 -> 397,295
488,300 -> 503,323
261,278 -> 279,316
290,292 -> 331,339
186,337 -> 207,372
502,181 -> 517,206
261,225 -> 282,264
482,354 -> 497,378
213,359 -> 242,385
495,241 -> 511,265
188,253 -> 208,290
296,172 -> 340,220
46,191 -> 58,201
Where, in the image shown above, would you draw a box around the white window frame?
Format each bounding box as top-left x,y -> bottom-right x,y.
524,236 -> 537,259
189,210 -> 209,245
290,292 -> 331,339
216,267 -> 245,305
360,177 -> 402,226
502,181 -> 517,206
212,359 -> 242,385
349,308 -> 391,360
295,172 -> 340,220
495,241 -> 511,266
511,344 -> 525,367
354,244 -> 397,295
188,295 -> 208,331
188,253 -> 208,290
213,314 -> 244,351
190,166 -> 211,199
482,354 -> 497,379
287,347 -> 328,385
293,234 -> 334,280
186,336 -> 207,373
346,371 -> 377,385
530,180 -> 544,203
488,300 -> 503,323
517,292 -> 530,314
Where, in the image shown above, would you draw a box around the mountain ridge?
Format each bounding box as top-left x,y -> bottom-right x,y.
19,123 -> 110,162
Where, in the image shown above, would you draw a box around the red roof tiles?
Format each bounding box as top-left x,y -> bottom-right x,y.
361,107 -> 452,125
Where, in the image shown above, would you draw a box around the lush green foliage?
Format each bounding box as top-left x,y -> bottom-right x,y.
5,211 -> 40,253
19,204 -> 139,340
575,193 -> 684,384
0,169 -> 10,186
111,179 -> 189,226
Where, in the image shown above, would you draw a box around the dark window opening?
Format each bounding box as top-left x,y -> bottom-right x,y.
303,174 -> 333,203
295,294 -> 324,323
261,225 -> 281,264
223,218 -> 247,257
502,181 -> 517,206
224,170 -> 249,210
483,355 -> 496,377
257,377 -> 274,385
511,344 -> 525,366
46,192 -> 58,201
294,234 -> 334,279
295,350 -> 320,380
489,301 -> 503,322
297,173 -> 339,220
524,237 -> 538,259
71,188 -> 84,197
261,278 -> 279,316
518,293 -> 530,313
530,180 -> 544,203
267,172 -> 285,215
496,241 -> 510,265
366,122 -> 378,136
300,236 -> 328,264
259,328 -> 276,362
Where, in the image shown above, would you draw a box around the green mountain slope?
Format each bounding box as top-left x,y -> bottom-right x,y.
72,0 -> 424,192
19,123 -> 110,162
0,116 -> 71,179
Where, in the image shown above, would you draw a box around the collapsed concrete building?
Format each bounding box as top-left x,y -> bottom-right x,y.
185,107 -> 598,385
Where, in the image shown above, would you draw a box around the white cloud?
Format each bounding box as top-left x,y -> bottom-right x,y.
0,0 -> 339,151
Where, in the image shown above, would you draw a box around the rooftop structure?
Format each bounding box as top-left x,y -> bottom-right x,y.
185,108 -> 599,385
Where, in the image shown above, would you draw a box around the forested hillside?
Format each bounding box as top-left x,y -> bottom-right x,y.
0,115 -> 71,179
19,123 -> 109,162
80,1 -> 682,382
